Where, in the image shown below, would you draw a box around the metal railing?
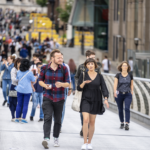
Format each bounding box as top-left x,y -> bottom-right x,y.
102,72 -> 150,116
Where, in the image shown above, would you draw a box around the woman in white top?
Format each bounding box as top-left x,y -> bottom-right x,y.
9,58 -> 21,122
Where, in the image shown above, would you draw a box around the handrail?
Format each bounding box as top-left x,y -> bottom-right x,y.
101,72 -> 150,116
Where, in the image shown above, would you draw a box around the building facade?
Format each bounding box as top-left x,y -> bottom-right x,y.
109,0 -> 150,62
108,0 -> 150,78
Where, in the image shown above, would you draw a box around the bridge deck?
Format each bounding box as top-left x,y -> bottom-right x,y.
0,90 -> 150,150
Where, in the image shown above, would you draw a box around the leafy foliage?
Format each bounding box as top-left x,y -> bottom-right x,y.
36,0 -> 47,7
56,0 -> 73,23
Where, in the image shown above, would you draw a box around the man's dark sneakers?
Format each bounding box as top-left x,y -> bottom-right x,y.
125,124 -> 129,130
30,116 -> 33,121
38,118 -> 43,122
80,129 -> 83,137
2,100 -> 7,106
120,123 -> 124,129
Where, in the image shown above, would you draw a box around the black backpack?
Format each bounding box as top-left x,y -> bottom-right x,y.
44,64 -> 65,81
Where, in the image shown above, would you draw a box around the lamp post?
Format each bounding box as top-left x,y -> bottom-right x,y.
134,38 -> 140,52
81,0 -> 87,55
48,0 -> 55,22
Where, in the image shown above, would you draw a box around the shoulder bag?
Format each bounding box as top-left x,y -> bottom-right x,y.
71,72 -> 85,112
9,71 -> 30,97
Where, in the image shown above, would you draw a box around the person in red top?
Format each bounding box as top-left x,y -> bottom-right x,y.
39,49 -> 70,149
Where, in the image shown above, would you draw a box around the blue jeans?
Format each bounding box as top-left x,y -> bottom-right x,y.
61,88 -> 68,125
30,92 -> 44,119
115,92 -> 132,123
71,73 -> 75,91
16,92 -> 31,119
2,79 -> 11,104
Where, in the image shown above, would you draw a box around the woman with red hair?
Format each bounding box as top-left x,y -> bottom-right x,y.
68,59 -> 76,95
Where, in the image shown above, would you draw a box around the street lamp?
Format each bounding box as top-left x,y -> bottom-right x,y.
81,0 -> 87,55
134,38 -> 140,52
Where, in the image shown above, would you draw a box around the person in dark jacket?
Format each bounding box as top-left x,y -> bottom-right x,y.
20,46 -> 28,58
30,62 -> 44,122
75,50 -> 101,137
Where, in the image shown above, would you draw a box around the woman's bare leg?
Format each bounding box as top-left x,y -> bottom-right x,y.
88,114 -> 96,144
82,112 -> 90,144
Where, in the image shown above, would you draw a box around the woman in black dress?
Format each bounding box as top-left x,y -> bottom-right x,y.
77,58 -> 109,150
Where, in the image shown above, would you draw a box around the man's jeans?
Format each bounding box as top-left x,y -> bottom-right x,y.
42,97 -> 64,139
61,88 -> 68,125
30,92 -> 44,119
2,79 -> 11,104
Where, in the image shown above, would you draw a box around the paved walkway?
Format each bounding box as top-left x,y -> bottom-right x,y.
0,89 -> 150,150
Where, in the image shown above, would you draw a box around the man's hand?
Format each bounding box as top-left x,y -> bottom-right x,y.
68,89 -> 72,96
45,84 -> 52,90
55,82 -> 62,88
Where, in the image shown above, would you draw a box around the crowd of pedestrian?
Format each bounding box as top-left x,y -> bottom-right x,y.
0,8 -> 135,150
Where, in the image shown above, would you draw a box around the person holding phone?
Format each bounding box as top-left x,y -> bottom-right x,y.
30,62 -> 44,122
114,61 -> 133,130
77,58 -> 109,150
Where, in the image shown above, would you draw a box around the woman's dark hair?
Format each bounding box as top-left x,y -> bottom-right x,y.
118,61 -> 131,72
14,58 -> 21,69
68,59 -> 76,73
20,59 -> 31,72
84,58 -> 98,69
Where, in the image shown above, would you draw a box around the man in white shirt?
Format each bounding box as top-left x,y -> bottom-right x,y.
102,56 -> 111,73
128,57 -> 133,74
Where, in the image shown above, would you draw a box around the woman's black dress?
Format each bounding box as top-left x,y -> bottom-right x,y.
77,72 -> 109,115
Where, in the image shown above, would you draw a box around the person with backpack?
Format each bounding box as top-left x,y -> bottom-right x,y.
114,61 -> 134,130
30,62 -> 44,122
20,46 -> 28,58
102,56 -> 111,73
39,49 -> 70,149
75,50 -> 101,137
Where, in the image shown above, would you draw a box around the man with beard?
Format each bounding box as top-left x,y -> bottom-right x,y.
39,49 -> 70,149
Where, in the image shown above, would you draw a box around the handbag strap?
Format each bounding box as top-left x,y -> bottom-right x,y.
83,72 -> 85,82
19,71 -> 30,83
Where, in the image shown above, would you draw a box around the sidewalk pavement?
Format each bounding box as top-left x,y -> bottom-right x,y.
0,88 -> 150,150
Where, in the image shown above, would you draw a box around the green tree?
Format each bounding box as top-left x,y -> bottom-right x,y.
36,0 -> 47,12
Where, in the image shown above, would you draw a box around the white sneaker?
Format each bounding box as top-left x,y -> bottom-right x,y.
87,144 -> 93,150
11,118 -> 16,122
54,138 -> 59,147
81,143 -> 87,150
42,138 -> 49,149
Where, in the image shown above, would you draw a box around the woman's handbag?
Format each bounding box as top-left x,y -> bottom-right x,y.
9,71 -> 30,97
9,90 -> 17,97
71,72 -> 85,112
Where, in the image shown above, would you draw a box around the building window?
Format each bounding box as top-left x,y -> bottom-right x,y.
113,36 -> 116,61
114,0 -> 119,21
114,0 -> 116,21
116,37 -> 118,59
124,0 -> 126,21
123,37 -> 125,60
94,0 -> 109,50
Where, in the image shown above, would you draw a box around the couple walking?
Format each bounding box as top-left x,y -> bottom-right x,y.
39,49 -> 133,150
